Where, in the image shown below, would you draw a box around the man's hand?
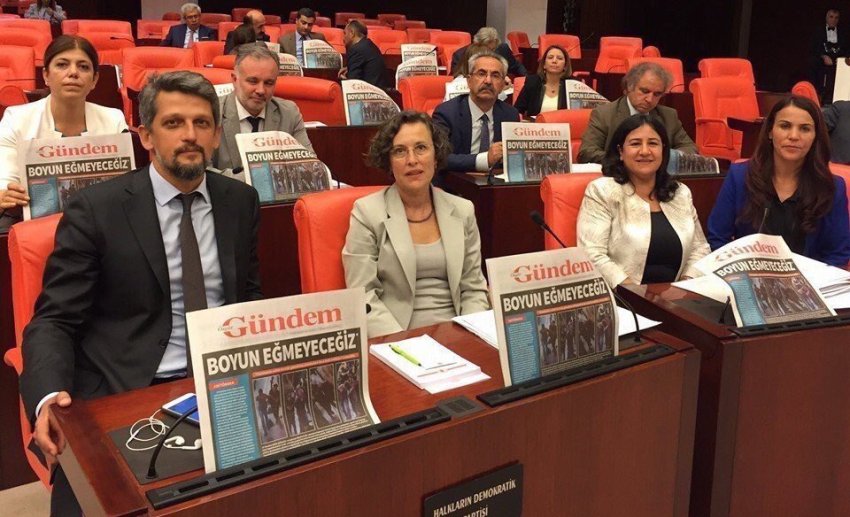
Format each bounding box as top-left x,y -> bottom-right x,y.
33,391 -> 72,473
337,67 -> 348,79
0,182 -> 30,209
486,142 -> 503,167
824,55 -> 835,66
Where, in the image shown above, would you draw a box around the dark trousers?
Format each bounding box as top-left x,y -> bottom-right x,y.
51,466 -> 82,517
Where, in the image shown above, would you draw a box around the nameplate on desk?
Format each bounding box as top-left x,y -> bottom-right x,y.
422,463 -> 523,517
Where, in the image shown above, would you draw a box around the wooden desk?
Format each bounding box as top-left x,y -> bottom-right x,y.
443,172 -> 725,262
620,284 -> 850,517
727,117 -> 764,159
306,125 -> 389,186
53,323 -> 699,516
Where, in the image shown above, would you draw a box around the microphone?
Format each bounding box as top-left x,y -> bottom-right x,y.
485,154 -> 502,185
528,210 -> 642,342
565,31 -> 595,56
757,205 -> 769,233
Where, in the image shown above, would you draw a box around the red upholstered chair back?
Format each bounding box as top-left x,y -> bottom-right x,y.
266,15 -> 283,25
395,20 -> 425,31
791,80 -> 820,107
398,75 -> 452,115
294,186 -> 385,292
0,18 -> 50,40
512,76 -> 525,105
231,8 -> 256,22
627,57 -> 686,93
642,45 -> 661,58
357,18 -> 388,27
0,46 -> 36,91
264,26 -> 281,42
429,30 -> 471,47
274,76 -> 345,126
192,40 -> 225,67
0,84 -> 28,119
211,54 -> 236,69
122,47 -> 194,92
162,11 -> 182,21
440,43 -> 465,72
698,58 -> 755,84
367,29 -> 408,54
80,31 -> 136,66
217,21 -> 240,41
178,66 -> 233,85
5,213 -> 62,487
334,12 -> 365,27
377,14 -> 406,26
829,163 -> 850,219
0,28 -> 50,66
314,16 -> 331,28
535,109 -> 594,162
595,36 -> 643,74
538,34 -> 581,59
314,26 -> 346,51
506,31 -> 531,54
689,77 -> 759,161
136,19 -> 180,39
540,173 -> 601,249
407,28 -> 440,44
75,20 -> 133,36
0,14 -> 20,19
199,13 -> 231,32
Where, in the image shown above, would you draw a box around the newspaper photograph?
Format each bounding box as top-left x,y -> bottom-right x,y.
565,79 -> 610,109
400,43 -> 436,62
667,149 -> 719,176
303,39 -> 342,69
237,130 -> 330,204
693,234 -> 835,327
501,122 -> 571,182
187,288 -> 378,473
22,133 -> 135,220
278,53 -> 304,76
395,54 -> 438,88
486,248 -> 618,386
342,79 -> 400,126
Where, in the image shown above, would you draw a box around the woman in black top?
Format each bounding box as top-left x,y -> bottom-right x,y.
515,45 -> 572,117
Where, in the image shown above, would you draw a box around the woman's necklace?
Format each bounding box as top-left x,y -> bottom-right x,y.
407,206 -> 434,223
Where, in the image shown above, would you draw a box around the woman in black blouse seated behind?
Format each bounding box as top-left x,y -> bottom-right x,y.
514,45 -> 572,117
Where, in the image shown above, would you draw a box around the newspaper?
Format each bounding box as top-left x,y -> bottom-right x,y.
400,43 -> 436,62
564,79 -> 609,109
278,53 -> 303,76
395,54 -> 438,88
265,41 -> 281,53
237,130 -> 330,203
501,122 -> 571,182
691,234 -> 835,327
214,83 -> 234,97
833,59 -> 850,102
444,75 -> 469,101
667,149 -> 719,176
303,39 -> 342,69
341,79 -> 400,126
187,288 -> 378,473
22,133 -> 135,220
486,248 -> 618,386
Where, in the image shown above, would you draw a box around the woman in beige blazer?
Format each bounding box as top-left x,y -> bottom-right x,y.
578,114 -> 709,287
343,111 -> 490,337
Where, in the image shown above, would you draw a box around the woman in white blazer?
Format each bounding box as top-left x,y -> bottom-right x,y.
343,111 -> 490,337
0,35 -> 128,228
578,114 -> 710,287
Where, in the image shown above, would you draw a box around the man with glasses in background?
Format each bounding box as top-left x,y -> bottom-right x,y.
578,61 -> 696,164
433,51 -> 520,172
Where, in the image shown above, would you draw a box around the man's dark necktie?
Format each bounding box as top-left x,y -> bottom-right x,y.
247,116 -> 262,133
177,192 -> 206,375
479,114 -> 490,152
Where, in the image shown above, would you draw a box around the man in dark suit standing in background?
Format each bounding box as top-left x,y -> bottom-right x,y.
161,2 -> 216,48
813,8 -> 849,103
338,20 -> 386,88
20,70 -> 263,516
433,51 -> 520,172
450,27 -> 527,77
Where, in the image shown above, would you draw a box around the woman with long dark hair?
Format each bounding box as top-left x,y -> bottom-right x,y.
578,113 -> 709,286
708,95 -> 850,265
514,45 -> 573,117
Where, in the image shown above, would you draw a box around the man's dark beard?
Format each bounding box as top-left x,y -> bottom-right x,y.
159,145 -> 207,181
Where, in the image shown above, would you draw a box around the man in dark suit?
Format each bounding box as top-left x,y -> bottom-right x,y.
577,61 -> 696,164
812,8 -> 849,103
338,20 -> 386,88
450,27 -> 527,77
824,100 -> 850,163
279,7 -> 327,64
160,3 -> 216,48
433,51 -> 521,172
214,45 -> 314,172
21,70 -> 262,516
224,9 -> 270,55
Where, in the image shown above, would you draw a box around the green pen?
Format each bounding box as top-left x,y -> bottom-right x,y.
389,343 -> 422,367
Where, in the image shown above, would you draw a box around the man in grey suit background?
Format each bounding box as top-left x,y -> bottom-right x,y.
214,45 -> 315,174
577,62 -> 696,164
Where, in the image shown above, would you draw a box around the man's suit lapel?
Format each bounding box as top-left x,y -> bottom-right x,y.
433,188 -> 463,311
221,95 -> 242,168
383,186 -> 416,293
122,167 -> 169,296
207,173 -> 239,303
265,99 -> 282,131
457,97 -> 473,154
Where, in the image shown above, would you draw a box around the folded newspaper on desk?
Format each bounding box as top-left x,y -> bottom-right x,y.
673,234 -> 835,327
278,53 -> 303,76
564,80 -> 609,109
187,288 -> 378,473
22,133 -> 135,220
395,54 -> 438,88
486,248 -> 618,386
342,79 -> 400,126
400,43 -> 436,62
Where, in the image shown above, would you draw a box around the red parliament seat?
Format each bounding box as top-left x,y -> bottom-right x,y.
540,173 -> 601,249
0,84 -> 29,118
294,186 -> 385,293
199,13 -> 231,32
231,8 -> 257,22
535,108 -> 594,163
3,213 -> 63,488
642,45 -> 661,58
377,14 -> 406,26
314,17 -> 331,28
192,40 -> 225,67
334,12 -> 364,27
538,34 -> 581,59
136,20 -> 180,40
178,67 -> 233,85
64,20 -> 133,37
698,58 -> 755,84
689,76 -> 759,162
162,12 -> 181,21
595,36 -> 643,74
506,31 -> 531,54
627,57 -> 686,93
0,18 -> 50,40
791,80 -> 820,106
367,29 -> 408,55
80,31 -> 135,66
394,20 -> 425,31
398,76 -> 452,115
0,45 -> 36,90
121,47 -> 194,124
274,76 -> 345,126
313,27 -> 345,53
0,28 -> 50,66
407,28 -> 441,44
211,54 -> 236,69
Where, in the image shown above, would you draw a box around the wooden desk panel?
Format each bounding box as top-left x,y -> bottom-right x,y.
53,325 -> 699,516
620,283 -> 850,517
307,125 -> 389,187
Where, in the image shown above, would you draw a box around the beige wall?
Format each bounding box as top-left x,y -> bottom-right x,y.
142,0 -> 187,19
488,0 -> 548,43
